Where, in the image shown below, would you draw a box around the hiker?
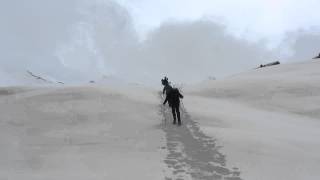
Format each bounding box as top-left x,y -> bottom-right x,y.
163,87 -> 184,125
161,76 -> 173,95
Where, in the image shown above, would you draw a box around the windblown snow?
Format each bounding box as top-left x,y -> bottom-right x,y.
1,59 -> 320,180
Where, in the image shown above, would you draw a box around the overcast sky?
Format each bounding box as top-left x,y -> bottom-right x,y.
119,0 -> 320,41
0,0 -> 319,86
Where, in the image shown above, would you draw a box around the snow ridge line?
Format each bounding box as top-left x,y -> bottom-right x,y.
158,92 -> 242,180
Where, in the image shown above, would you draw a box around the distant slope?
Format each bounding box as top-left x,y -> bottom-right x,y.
184,59 -> 320,180
187,59 -> 320,119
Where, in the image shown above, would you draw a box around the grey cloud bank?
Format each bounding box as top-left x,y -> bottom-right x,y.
0,0 -> 318,86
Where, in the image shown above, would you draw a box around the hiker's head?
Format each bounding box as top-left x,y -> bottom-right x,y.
161,79 -> 168,86
161,76 -> 169,86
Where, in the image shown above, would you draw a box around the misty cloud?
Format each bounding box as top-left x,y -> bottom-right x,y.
0,0 -> 79,66
0,0 -> 82,84
137,21 -> 273,83
2,0 -> 316,86
59,1 -> 274,85
282,29 -> 320,61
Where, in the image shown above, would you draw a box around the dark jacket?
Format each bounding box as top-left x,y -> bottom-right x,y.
163,84 -> 173,95
163,88 -> 183,106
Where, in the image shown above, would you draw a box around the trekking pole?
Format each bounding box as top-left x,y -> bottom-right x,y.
181,99 -> 186,112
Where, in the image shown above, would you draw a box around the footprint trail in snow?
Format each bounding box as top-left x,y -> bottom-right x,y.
159,92 -> 242,180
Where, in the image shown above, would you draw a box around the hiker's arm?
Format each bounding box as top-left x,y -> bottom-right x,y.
163,96 -> 168,105
162,87 -> 165,95
179,92 -> 183,98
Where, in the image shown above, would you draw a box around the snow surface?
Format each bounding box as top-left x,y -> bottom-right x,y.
0,86 -> 165,180
1,59 -> 320,180
184,59 -> 320,180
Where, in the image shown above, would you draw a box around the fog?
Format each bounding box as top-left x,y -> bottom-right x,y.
0,0 -> 81,83
282,29 -> 320,61
0,0 -> 318,86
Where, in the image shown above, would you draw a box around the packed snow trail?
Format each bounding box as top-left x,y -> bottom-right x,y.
159,92 -> 242,180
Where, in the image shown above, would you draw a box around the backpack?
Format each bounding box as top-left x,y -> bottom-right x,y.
167,88 -> 183,106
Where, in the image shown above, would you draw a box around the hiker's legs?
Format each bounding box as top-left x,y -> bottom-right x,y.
171,106 -> 177,124
176,104 -> 181,125
171,104 -> 181,125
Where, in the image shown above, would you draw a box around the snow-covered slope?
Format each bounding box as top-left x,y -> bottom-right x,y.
0,86 -> 165,180
184,59 -> 320,180
1,59 -> 320,180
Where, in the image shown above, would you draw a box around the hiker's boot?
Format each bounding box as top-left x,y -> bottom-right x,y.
173,118 -> 176,124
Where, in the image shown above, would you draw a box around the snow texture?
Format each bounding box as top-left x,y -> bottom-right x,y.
1,59 -> 320,180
